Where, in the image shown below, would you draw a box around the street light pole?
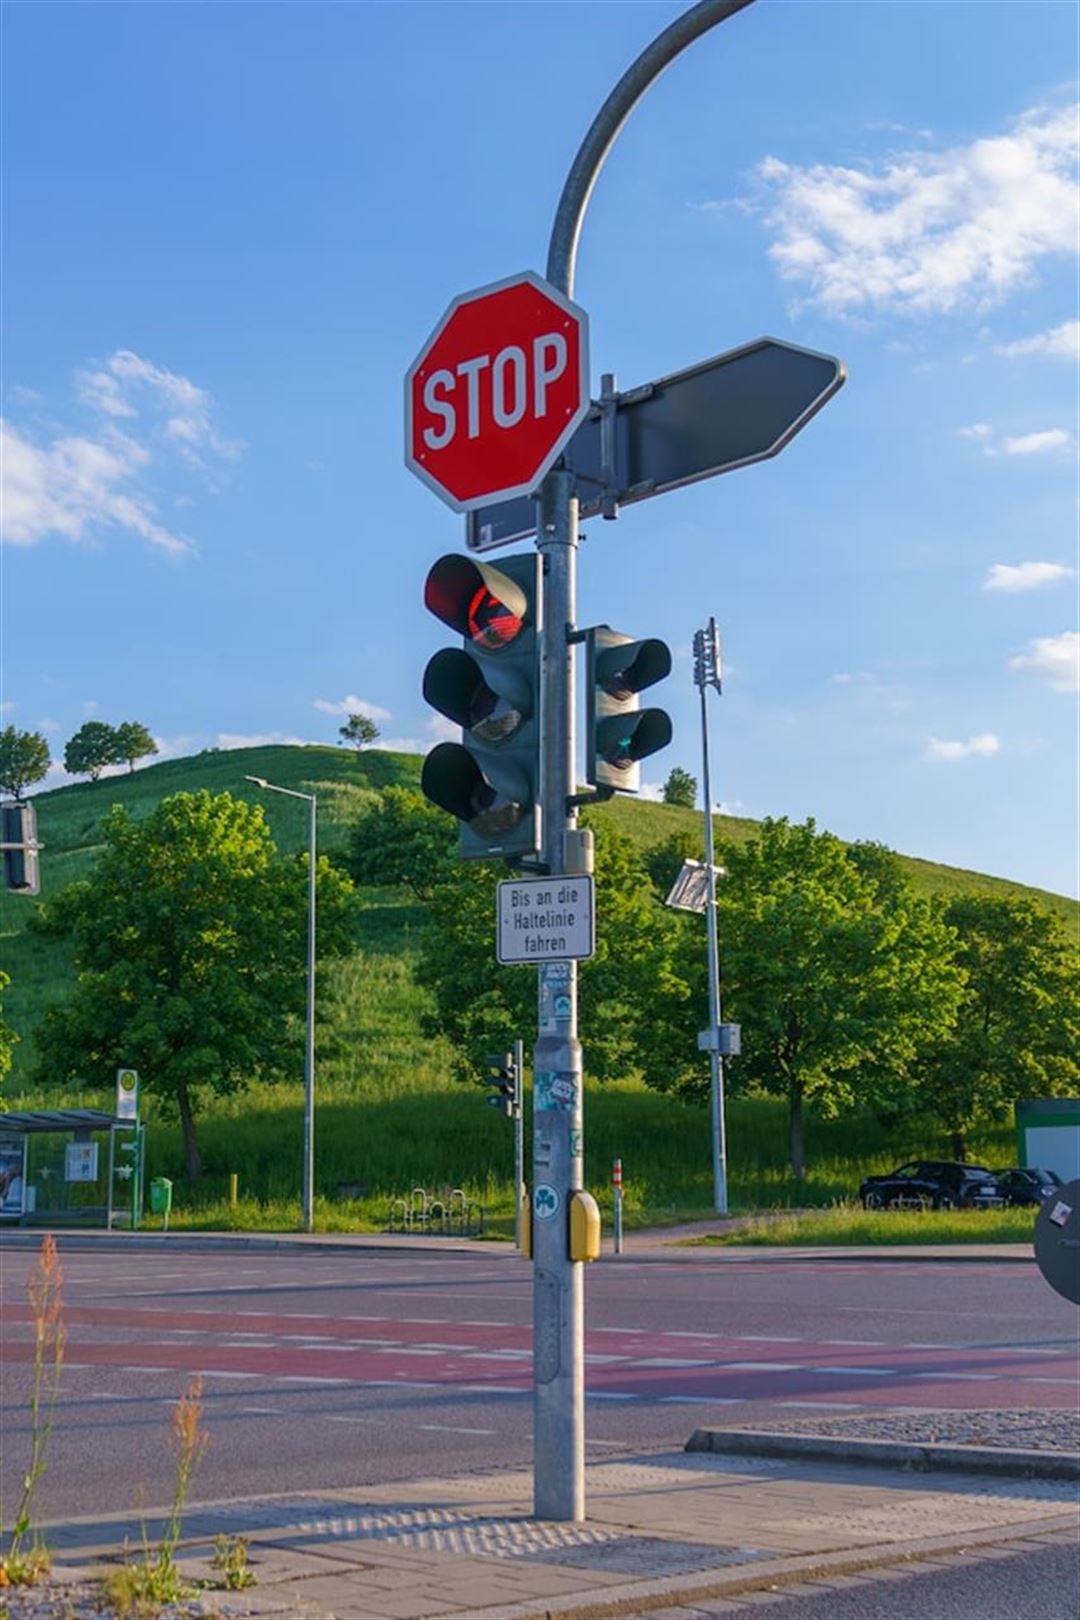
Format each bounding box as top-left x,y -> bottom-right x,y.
693,620 -> 728,1216
534,0 -> 757,1523
245,775 -> 318,1234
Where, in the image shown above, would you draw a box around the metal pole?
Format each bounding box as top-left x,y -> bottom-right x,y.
697,626 -> 728,1216
535,0 -> 756,1524
613,1160 -> 623,1255
304,792 -> 317,1234
514,1036 -> 525,1250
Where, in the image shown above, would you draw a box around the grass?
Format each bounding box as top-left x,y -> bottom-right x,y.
1,742 -> 1073,1242
681,1201 -> 1038,1246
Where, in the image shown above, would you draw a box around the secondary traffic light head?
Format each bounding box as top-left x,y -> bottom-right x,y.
585,626 -> 672,794
485,1051 -> 517,1115
421,553 -> 541,861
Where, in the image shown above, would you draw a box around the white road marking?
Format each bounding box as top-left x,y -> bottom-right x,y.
419,1423 -> 495,1435
723,1362 -> 802,1372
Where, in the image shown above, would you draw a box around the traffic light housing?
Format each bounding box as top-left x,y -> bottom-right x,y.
421,552 -> 541,861
585,626 -> 672,794
2,802 -> 40,895
485,1051 -> 517,1116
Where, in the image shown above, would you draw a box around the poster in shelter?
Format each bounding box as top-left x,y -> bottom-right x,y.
0,1135 -> 27,1216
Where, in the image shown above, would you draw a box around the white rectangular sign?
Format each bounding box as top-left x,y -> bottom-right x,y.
497,875 -> 595,965
65,1142 -> 99,1183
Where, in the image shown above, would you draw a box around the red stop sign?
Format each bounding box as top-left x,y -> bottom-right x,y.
405,271 -> 590,513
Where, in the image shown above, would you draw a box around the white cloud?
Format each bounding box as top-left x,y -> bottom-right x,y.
2,349 -> 241,553
956,423 -> 993,440
312,694 -> 392,721
756,102 -> 1078,316
984,561 -> 1074,592
82,700 -> 99,716
1008,631 -> 1080,692
217,731 -> 323,750
994,320 -> 1080,360
1,420 -> 192,555
0,700 -> 13,714
1000,428 -> 1071,456
926,733 -> 1001,762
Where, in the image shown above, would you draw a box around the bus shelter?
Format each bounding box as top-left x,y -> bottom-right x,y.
0,1108 -> 145,1229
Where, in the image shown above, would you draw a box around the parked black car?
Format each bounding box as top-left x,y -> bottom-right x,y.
992,1167 -> 1064,1207
858,1160 -> 1005,1211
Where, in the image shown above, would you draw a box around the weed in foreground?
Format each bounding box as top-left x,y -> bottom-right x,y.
103,1374 -> 209,1613
210,1532 -> 257,1589
1,1233 -> 66,1586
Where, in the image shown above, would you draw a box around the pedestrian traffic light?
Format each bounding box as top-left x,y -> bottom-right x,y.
486,1051 -> 517,1116
584,626 -> 672,793
421,553 -> 541,861
2,802 -> 40,895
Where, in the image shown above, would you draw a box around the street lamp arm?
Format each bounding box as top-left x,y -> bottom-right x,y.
546,0 -> 757,297
244,775 -> 315,806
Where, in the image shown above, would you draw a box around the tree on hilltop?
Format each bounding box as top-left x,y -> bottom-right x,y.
32,790 -> 354,1181
339,713 -> 380,751
0,726 -> 51,800
63,721 -> 119,782
112,720 -> 158,773
662,767 -> 697,809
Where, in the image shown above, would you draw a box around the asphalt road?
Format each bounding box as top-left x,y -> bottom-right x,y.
1,1241 -> 1076,1520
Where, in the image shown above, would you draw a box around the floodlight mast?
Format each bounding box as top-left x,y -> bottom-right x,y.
693,619 -> 729,1217
534,0 -> 758,1524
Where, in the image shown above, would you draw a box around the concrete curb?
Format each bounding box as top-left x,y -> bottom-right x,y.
448,1516 -> 1079,1620
686,1426 -> 1080,1480
0,1229 -> 1034,1263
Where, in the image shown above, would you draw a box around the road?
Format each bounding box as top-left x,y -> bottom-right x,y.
1,1240 -> 1076,1520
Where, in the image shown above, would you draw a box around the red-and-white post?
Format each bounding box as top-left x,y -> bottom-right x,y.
612,1158 -> 624,1255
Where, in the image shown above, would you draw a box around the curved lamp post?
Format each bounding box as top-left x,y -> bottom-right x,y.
533,0 -> 759,1522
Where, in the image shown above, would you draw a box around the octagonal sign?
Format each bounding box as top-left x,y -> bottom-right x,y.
405,271 -> 590,513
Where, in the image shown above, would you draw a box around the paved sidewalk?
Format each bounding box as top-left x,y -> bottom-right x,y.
19,1443 -> 1079,1620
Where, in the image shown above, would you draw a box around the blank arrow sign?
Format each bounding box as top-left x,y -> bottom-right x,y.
467,336 -> 846,552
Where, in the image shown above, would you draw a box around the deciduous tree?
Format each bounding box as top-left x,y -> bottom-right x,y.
917,894 -> 1079,1159
0,727 -> 51,800
32,791 -> 354,1180
662,767 -> 697,809
713,819 -> 964,1179
339,713 -> 380,751
112,720 -> 158,773
63,721 -> 118,782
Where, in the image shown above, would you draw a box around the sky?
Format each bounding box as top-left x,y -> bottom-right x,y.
2,0 -> 1077,898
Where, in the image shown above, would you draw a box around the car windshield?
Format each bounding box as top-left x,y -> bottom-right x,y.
965,1168 -> 995,1181
1031,1169 -> 1062,1185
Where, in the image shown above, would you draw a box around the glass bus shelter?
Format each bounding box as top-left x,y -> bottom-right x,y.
0,1108 -> 145,1229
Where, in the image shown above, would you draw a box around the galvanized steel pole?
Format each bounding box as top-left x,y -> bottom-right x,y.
695,620 -> 728,1215
533,0 -> 757,1523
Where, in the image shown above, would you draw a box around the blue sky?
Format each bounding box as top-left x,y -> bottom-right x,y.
3,1 -> 1077,897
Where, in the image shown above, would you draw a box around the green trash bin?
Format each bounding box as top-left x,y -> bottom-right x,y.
149,1177 -> 173,1229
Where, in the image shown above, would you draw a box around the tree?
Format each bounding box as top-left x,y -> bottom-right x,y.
662,767 -> 697,809
345,786 -> 456,902
0,971 -> 18,1086
713,819 -> 964,1179
32,790 -> 354,1181
414,811 -> 688,1086
917,894 -> 1079,1160
339,713 -> 380,751
112,720 -> 158,773
63,721 -> 119,782
0,727 -> 51,800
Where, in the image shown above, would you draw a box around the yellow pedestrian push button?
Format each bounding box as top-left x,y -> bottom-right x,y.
569,1191 -> 601,1262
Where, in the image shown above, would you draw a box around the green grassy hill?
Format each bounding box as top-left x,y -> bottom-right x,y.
0,744 -> 1073,1228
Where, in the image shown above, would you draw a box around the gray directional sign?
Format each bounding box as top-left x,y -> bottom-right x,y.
466,336 -> 845,551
